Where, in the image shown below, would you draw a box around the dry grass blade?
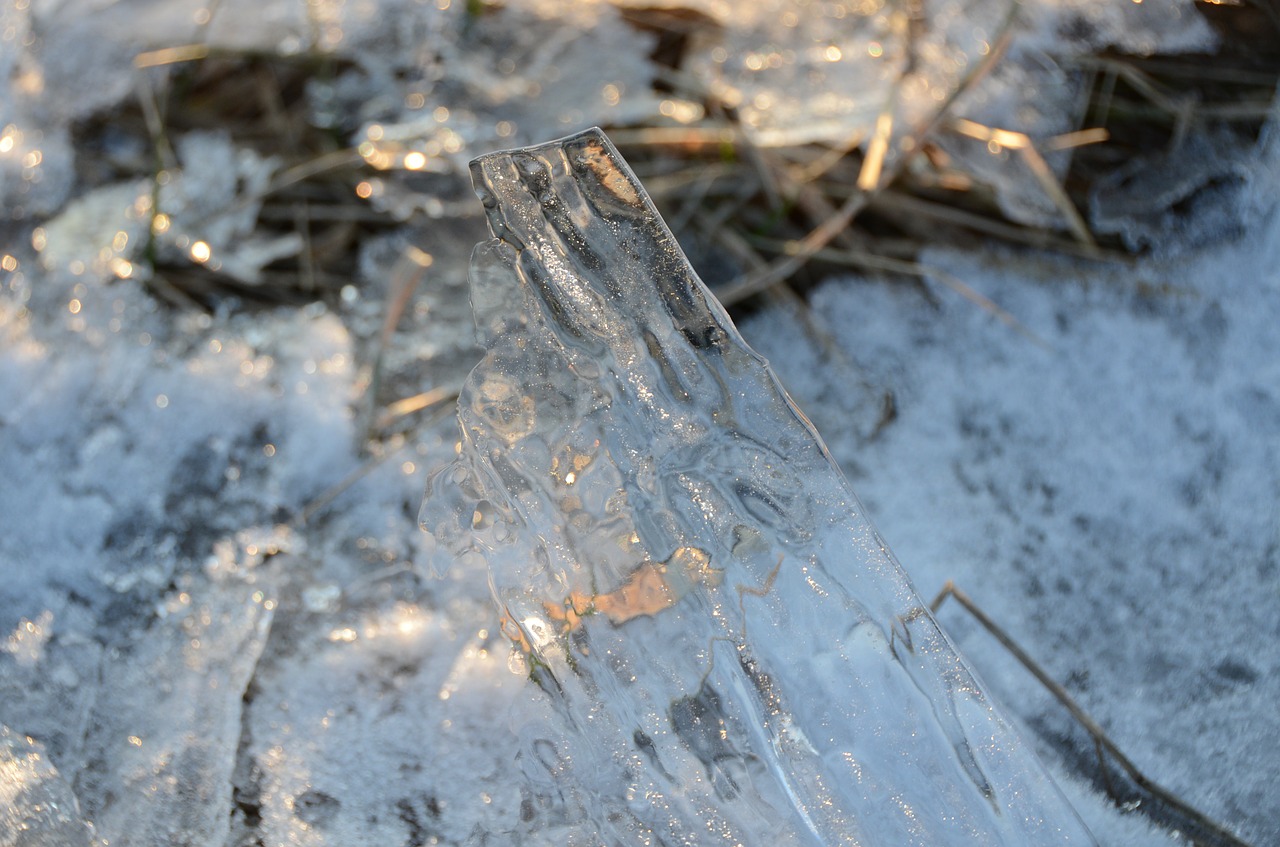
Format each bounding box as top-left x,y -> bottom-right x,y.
715,187 -> 872,307
1072,56 -> 1189,116
1018,141 -> 1098,253
858,111 -> 895,192
931,582 -> 1257,847
869,190 -> 1117,259
359,245 -> 435,443
379,246 -> 434,349
667,165 -> 732,234
265,148 -> 366,197
720,105 -> 784,213
375,385 -> 460,432
743,234 -> 1046,346
1043,127 -> 1110,152
1067,55 -> 1222,147
951,118 -> 1100,253
287,203 -> 311,292
606,125 -> 737,151
298,437 -> 407,525
135,44 -> 212,68
791,127 -> 867,184
713,9 -> 1018,307
146,273 -> 207,311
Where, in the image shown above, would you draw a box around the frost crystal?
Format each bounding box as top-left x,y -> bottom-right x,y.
421,128 -> 1095,844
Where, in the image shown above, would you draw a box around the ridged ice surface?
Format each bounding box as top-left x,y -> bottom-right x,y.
420,128 -> 1096,845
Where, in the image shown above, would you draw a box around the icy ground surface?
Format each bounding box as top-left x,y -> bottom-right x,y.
737,135 -> 1280,844
0,0 -> 1276,844
3,126 -> 1278,845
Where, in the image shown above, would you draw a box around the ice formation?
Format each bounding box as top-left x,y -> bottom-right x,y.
421,128 -> 1096,844
0,725 -> 95,847
684,0 -> 1013,148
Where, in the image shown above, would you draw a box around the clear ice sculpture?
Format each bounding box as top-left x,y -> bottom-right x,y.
420,128 -> 1096,846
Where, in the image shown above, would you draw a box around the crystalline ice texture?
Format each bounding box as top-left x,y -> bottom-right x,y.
421,128 -> 1096,845
0,725 -> 94,847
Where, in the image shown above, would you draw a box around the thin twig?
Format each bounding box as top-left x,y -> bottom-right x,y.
931,582 -> 1255,847
741,233 -> 1046,346
375,386 -> 460,432
265,148 -> 366,197
950,118 -> 1099,252
298,437 -> 407,525
360,245 -> 434,442
869,190 -> 1118,260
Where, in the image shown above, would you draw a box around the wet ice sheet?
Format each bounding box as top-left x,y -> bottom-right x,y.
421,128 -> 1095,844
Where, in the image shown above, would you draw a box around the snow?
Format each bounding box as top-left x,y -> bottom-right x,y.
0,0 -> 1275,844
739,117 -> 1280,846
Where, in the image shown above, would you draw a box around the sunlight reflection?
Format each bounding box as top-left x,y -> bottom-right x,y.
2,610 -> 53,668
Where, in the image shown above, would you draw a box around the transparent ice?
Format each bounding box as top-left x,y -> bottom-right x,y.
684,0 -> 1012,148
421,128 -> 1097,845
0,725 -> 94,847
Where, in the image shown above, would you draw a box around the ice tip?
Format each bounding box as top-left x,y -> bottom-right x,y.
468,127 -> 609,172
467,126 -> 617,205
468,126 -> 640,241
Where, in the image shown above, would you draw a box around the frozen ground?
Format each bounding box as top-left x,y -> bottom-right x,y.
1,0 -> 1277,845
740,129 -> 1280,845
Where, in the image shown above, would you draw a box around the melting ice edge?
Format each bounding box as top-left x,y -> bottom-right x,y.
420,127 -> 1096,846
